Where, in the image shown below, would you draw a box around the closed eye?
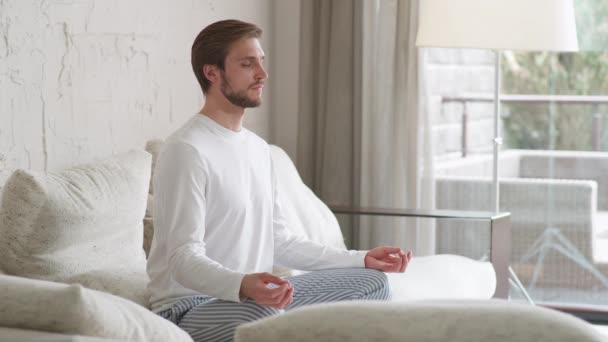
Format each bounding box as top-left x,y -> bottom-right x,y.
239,56 -> 264,67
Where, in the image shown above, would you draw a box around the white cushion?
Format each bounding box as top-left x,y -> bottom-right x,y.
145,139 -> 164,195
235,300 -> 605,342
269,145 -> 346,250
0,169 -> 15,207
386,254 -> 495,300
144,140 -> 162,259
0,150 -> 151,306
0,169 -> 12,275
269,145 -> 349,276
0,275 -> 192,342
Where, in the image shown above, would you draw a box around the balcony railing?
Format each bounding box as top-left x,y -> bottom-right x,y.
441,94 -> 608,157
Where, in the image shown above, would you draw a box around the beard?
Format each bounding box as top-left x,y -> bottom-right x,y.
220,72 -> 262,108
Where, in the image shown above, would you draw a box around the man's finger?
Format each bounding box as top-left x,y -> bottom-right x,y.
277,287 -> 294,308
389,257 -> 403,273
266,286 -> 292,308
382,246 -> 404,256
381,246 -> 404,256
383,254 -> 402,265
371,259 -> 396,272
383,254 -> 404,265
399,253 -> 407,273
265,284 -> 290,299
261,273 -> 290,286
385,254 -> 399,260
286,291 -> 294,307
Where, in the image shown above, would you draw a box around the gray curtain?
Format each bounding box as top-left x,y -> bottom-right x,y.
298,0 -> 361,246
298,0 -> 434,254
298,0 -> 358,203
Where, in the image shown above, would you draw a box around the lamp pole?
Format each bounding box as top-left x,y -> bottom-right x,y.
492,51 -> 502,213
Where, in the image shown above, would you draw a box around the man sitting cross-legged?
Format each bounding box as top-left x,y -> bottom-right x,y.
146,19 -> 412,342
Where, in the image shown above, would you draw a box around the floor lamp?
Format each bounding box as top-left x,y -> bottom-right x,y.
416,0 -> 579,301
416,0 -> 578,213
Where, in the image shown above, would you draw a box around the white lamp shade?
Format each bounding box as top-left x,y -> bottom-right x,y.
416,0 -> 579,51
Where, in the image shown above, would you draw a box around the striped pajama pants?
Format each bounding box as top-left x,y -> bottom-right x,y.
157,268 -> 391,342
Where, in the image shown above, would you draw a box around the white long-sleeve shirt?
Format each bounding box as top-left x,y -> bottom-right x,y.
147,114 -> 366,312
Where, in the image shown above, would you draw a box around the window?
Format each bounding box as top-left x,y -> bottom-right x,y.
429,0 -> 608,316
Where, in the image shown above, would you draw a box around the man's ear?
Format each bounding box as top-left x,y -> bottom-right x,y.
203,64 -> 219,84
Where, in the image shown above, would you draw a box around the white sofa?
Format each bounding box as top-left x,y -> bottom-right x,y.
0,144 -> 603,341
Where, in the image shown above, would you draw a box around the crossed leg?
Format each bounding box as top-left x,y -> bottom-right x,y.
163,268 -> 390,342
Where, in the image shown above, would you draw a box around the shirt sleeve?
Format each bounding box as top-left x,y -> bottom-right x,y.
153,142 -> 246,302
269,158 -> 368,270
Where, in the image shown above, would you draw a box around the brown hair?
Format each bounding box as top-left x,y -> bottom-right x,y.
191,19 -> 262,94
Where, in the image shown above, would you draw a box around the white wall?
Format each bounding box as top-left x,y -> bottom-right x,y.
271,0 -> 301,162
0,0 -> 274,172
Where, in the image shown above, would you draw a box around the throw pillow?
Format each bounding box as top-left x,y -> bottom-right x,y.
269,145 -> 347,250
0,150 -> 151,307
0,169 -> 15,207
268,145 -> 350,277
0,168 -> 14,275
0,275 -> 193,342
145,139 -> 163,195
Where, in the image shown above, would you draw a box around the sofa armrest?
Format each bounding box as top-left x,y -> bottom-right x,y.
235,300 -> 606,342
329,206 -> 511,299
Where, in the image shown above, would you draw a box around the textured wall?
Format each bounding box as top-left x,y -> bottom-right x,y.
0,0 -> 274,172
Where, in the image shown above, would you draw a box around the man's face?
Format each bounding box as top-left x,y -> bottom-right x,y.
219,37 -> 267,108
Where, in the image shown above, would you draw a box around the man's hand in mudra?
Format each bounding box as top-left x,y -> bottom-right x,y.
365,246 -> 412,273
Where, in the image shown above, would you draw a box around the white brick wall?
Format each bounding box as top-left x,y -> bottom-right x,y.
425,48 -> 496,157
0,0 -> 274,172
